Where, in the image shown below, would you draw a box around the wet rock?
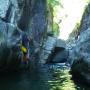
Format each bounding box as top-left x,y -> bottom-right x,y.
43,36 -> 57,51
40,36 -> 66,64
69,28 -> 90,83
0,0 -> 20,24
40,36 -> 57,64
0,0 -> 10,18
68,3 -> 90,84
0,0 -> 47,71
71,57 -> 90,84
0,20 -> 22,71
56,39 -> 66,48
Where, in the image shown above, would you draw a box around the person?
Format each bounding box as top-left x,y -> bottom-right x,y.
20,33 -> 30,65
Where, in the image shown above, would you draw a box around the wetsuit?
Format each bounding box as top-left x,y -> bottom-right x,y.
21,33 -> 29,64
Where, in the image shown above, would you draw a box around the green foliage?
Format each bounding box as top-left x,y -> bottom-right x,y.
48,0 -> 60,6
52,22 -> 59,36
47,0 -> 63,37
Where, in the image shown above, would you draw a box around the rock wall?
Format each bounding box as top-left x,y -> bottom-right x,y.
67,3 -> 90,83
29,0 -> 47,45
0,0 -> 47,71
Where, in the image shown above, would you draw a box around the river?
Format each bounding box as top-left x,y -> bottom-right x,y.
0,63 -> 89,90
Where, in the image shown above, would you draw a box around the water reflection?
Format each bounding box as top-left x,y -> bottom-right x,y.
0,65 -> 90,90
48,68 -> 90,90
48,69 -> 76,90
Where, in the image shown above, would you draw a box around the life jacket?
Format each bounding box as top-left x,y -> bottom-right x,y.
20,45 -> 27,54
21,33 -> 30,63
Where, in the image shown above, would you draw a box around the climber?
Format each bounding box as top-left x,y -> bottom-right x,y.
20,33 -> 30,65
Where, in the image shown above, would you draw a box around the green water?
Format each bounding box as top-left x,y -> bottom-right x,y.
48,67 -> 90,90
0,65 -> 89,90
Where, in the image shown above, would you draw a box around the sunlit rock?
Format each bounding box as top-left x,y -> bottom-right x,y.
56,39 -> 66,48
0,0 -> 10,18
68,3 -> 90,83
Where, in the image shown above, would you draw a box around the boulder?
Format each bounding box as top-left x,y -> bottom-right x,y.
55,39 -> 66,48
40,36 -> 67,63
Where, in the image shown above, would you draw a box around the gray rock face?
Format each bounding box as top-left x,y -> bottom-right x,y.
40,36 -> 66,64
30,0 -> 47,44
56,39 -> 66,48
0,0 -> 10,18
0,0 -> 23,70
0,0 -> 47,71
67,3 -> 90,83
0,19 -> 22,71
0,0 -> 20,24
0,0 -> 47,44
40,36 -> 57,64
80,3 -> 90,32
0,20 -> 22,45
69,30 -> 90,83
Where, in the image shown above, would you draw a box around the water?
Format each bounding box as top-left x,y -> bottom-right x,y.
48,64 -> 90,90
0,69 -> 49,90
0,64 -> 90,90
